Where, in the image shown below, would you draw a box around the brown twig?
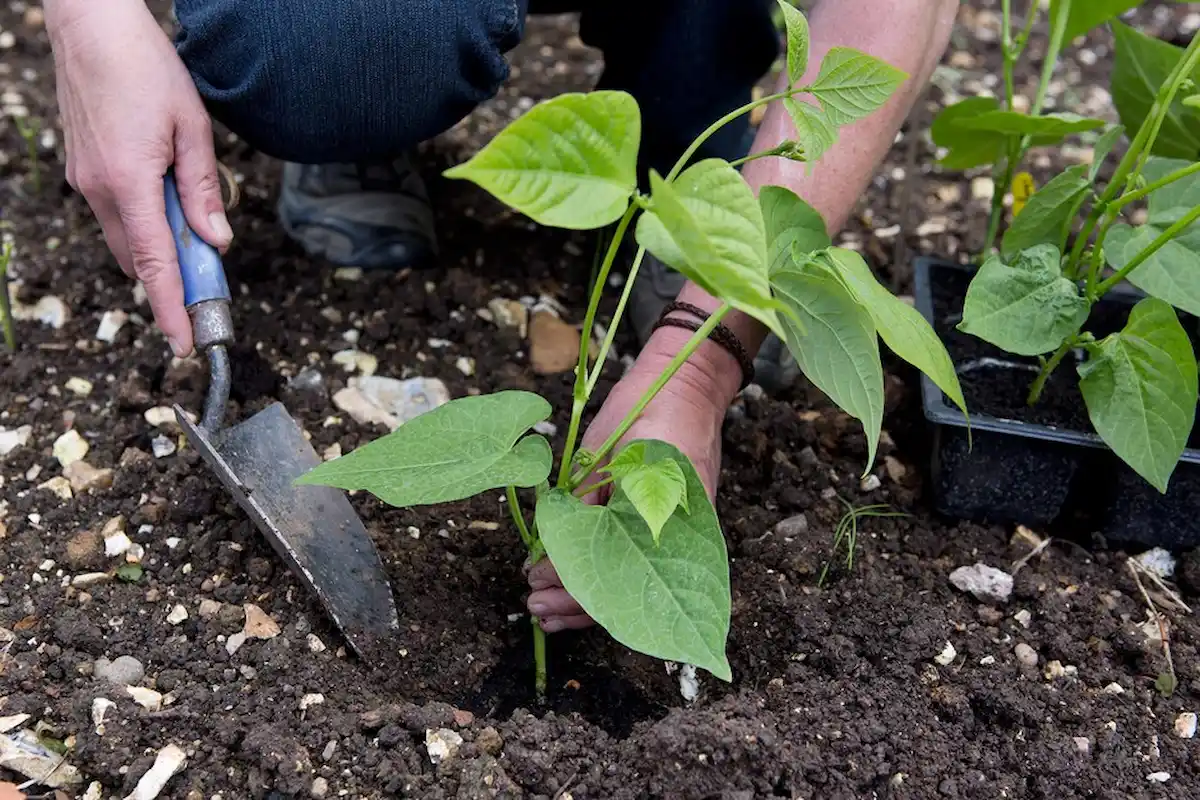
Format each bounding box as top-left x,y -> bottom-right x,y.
1127,559 -> 1177,693
1010,535 -> 1052,575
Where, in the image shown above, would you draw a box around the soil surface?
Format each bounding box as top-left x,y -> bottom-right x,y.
4,2 -> 1200,798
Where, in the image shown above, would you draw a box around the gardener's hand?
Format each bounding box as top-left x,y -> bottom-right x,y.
46,0 -> 232,357
526,325 -> 739,633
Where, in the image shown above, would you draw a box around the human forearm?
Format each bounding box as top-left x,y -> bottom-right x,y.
646,0 -> 959,400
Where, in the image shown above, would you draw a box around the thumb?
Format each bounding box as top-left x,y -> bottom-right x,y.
117,177 -> 192,356
173,114 -> 232,251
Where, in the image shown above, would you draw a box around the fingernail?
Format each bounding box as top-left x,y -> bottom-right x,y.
541,618 -> 564,633
528,602 -> 549,616
168,337 -> 188,358
209,211 -> 233,245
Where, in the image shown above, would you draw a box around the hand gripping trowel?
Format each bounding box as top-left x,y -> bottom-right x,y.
163,172 -> 399,662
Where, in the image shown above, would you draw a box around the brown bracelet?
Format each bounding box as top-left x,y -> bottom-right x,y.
651,301 -> 756,391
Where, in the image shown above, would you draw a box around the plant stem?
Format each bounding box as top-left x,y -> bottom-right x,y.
982,149 -> 1018,256
532,618 -> 547,699
1001,0 -> 1016,111
573,474 -> 614,497
557,203 -> 639,487
506,485 -> 534,550
569,305 -> 730,489
1095,204 -> 1200,297
1069,28 -> 1200,275
1110,161 -> 1200,213
0,242 -> 14,353
586,247 -> 646,397
1026,338 -> 1074,405
666,89 -> 798,182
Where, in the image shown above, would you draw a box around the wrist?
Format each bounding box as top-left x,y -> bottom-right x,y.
638,324 -> 744,409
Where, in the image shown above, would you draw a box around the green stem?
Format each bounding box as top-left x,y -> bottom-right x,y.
1111,161 -> 1200,213
570,305 -> 730,489
982,148 -> 1018,256
1068,28 -> 1200,275
1001,0 -> 1016,111
666,88 -> 798,181
0,242 -> 14,353
586,247 -> 646,397
1011,0 -> 1039,61
557,203 -> 639,487
506,485 -> 533,550
573,474 -> 615,497
1095,204 -> 1200,297
532,618 -> 547,699
1027,338 -> 1075,405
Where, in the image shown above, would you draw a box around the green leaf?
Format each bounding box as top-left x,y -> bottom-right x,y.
777,0 -> 810,85
958,244 -> 1090,356
772,257 -> 884,471
443,91 -> 640,229
1089,125 -> 1126,181
954,110 -> 1106,138
116,563 -> 144,583
812,248 -> 968,417
760,185 -> 831,276
809,47 -> 907,127
620,459 -> 689,545
604,440 -> 649,478
1078,298 -> 1198,492
635,160 -> 786,339
930,97 -> 1008,170
536,440 -> 731,680
1156,671 -> 1178,697
1105,224 -> 1200,316
1111,22 -> 1200,159
1185,94 -> 1200,110
1053,0 -> 1141,41
784,98 -> 837,165
1105,156 -> 1200,315
1001,165 -> 1091,258
295,391 -> 554,507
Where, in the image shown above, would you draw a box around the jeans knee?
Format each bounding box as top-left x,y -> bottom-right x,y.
174,0 -> 523,163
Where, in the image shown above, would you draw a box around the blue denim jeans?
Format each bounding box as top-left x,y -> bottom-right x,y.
172,0 -> 778,175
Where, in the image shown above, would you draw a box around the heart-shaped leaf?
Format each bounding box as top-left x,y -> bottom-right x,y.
296,391 -> 553,507
1078,298 -> 1198,492
1001,165 -> 1091,258
954,110 -> 1106,138
636,159 -> 785,338
1053,0 -> 1141,41
772,256 -> 884,471
1111,22 -> 1200,159
784,99 -> 837,166
930,97 -> 1008,170
536,440 -> 731,680
760,185 -> 831,275
620,459 -> 689,546
443,91 -> 641,229
958,244 -> 1090,356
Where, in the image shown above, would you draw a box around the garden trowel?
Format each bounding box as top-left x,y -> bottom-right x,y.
162,172 -> 398,663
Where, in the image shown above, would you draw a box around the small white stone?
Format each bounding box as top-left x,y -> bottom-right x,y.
322,443 -> 342,461
65,377 -> 94,397
126,744 -> 187,800
970,176 -> 995,201
979,655 -> 996,665
1014,609 -> 1032,628
165,537 -> 181,550
915,219 -> 947,237
225,631 -> 247,656
199,599 -> 222,618
300,693 -> 325,712
679,664 -> 700,702
151,435 -> 176,458
1135,547 -> 1175,579
72,572 -> 110,587
166,604 -> 188,625
1073,736 -> 1090,754
533,420 -> 557,437
1014,643 -> 1038,667
144,407 -> 178,428
331,349 -> 378,376
1174,712 -> 1197,739
455,356 -> 475,376
38,476 -> 73,501
860,474 -> 881,492
1146,772 -> 1170,784
0,425 -> 32,457
126,686 -> 164,712
92,697 -> 115,735
53,429 -> 89,467
1102,682 -> 1125,694
95,309 -> 128,343
105,530 -> 133,557
934,641 -> 957,666
333,267 -> 363,281
307,634 -> 327,653
425,728 -> 464,764
949,562 -> 1014,604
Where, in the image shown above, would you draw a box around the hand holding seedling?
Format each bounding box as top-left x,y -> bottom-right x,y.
299,1 -> 965,696
45,0 -> 233,357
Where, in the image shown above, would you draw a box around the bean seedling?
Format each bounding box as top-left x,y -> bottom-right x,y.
298,3 -> 963,695
935,0 -> 1200,493
13,116 -> 41,195
0,242 -> 14,352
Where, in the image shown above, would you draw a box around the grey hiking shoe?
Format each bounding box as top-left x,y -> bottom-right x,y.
277,152 -> 437,270
627,252 -> 799,394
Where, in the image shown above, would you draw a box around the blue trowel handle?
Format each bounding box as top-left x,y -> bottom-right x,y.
164,171 -> 234,351
164,171 -> 231,308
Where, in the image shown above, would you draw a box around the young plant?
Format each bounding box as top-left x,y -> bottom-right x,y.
949,12 -> 1200,493
296,3 -> 964,695
0,242 -> 14,353
13,116 -> 41,195
817,498 -> 908,588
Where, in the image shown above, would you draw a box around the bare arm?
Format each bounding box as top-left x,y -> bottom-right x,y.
644,0 -> 959,398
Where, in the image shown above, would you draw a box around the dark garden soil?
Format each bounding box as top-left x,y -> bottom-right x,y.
4,2 -> 1200,798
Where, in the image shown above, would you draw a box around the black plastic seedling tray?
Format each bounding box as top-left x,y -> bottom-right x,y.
912,256 -> 1200,549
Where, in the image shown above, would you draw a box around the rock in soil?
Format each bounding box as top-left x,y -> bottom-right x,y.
949,562 -> 1014,604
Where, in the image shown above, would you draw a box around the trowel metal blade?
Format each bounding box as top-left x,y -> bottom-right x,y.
175,402 -> 398,662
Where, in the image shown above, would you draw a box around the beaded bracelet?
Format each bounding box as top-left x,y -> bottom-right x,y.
650,300 -> 756,391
